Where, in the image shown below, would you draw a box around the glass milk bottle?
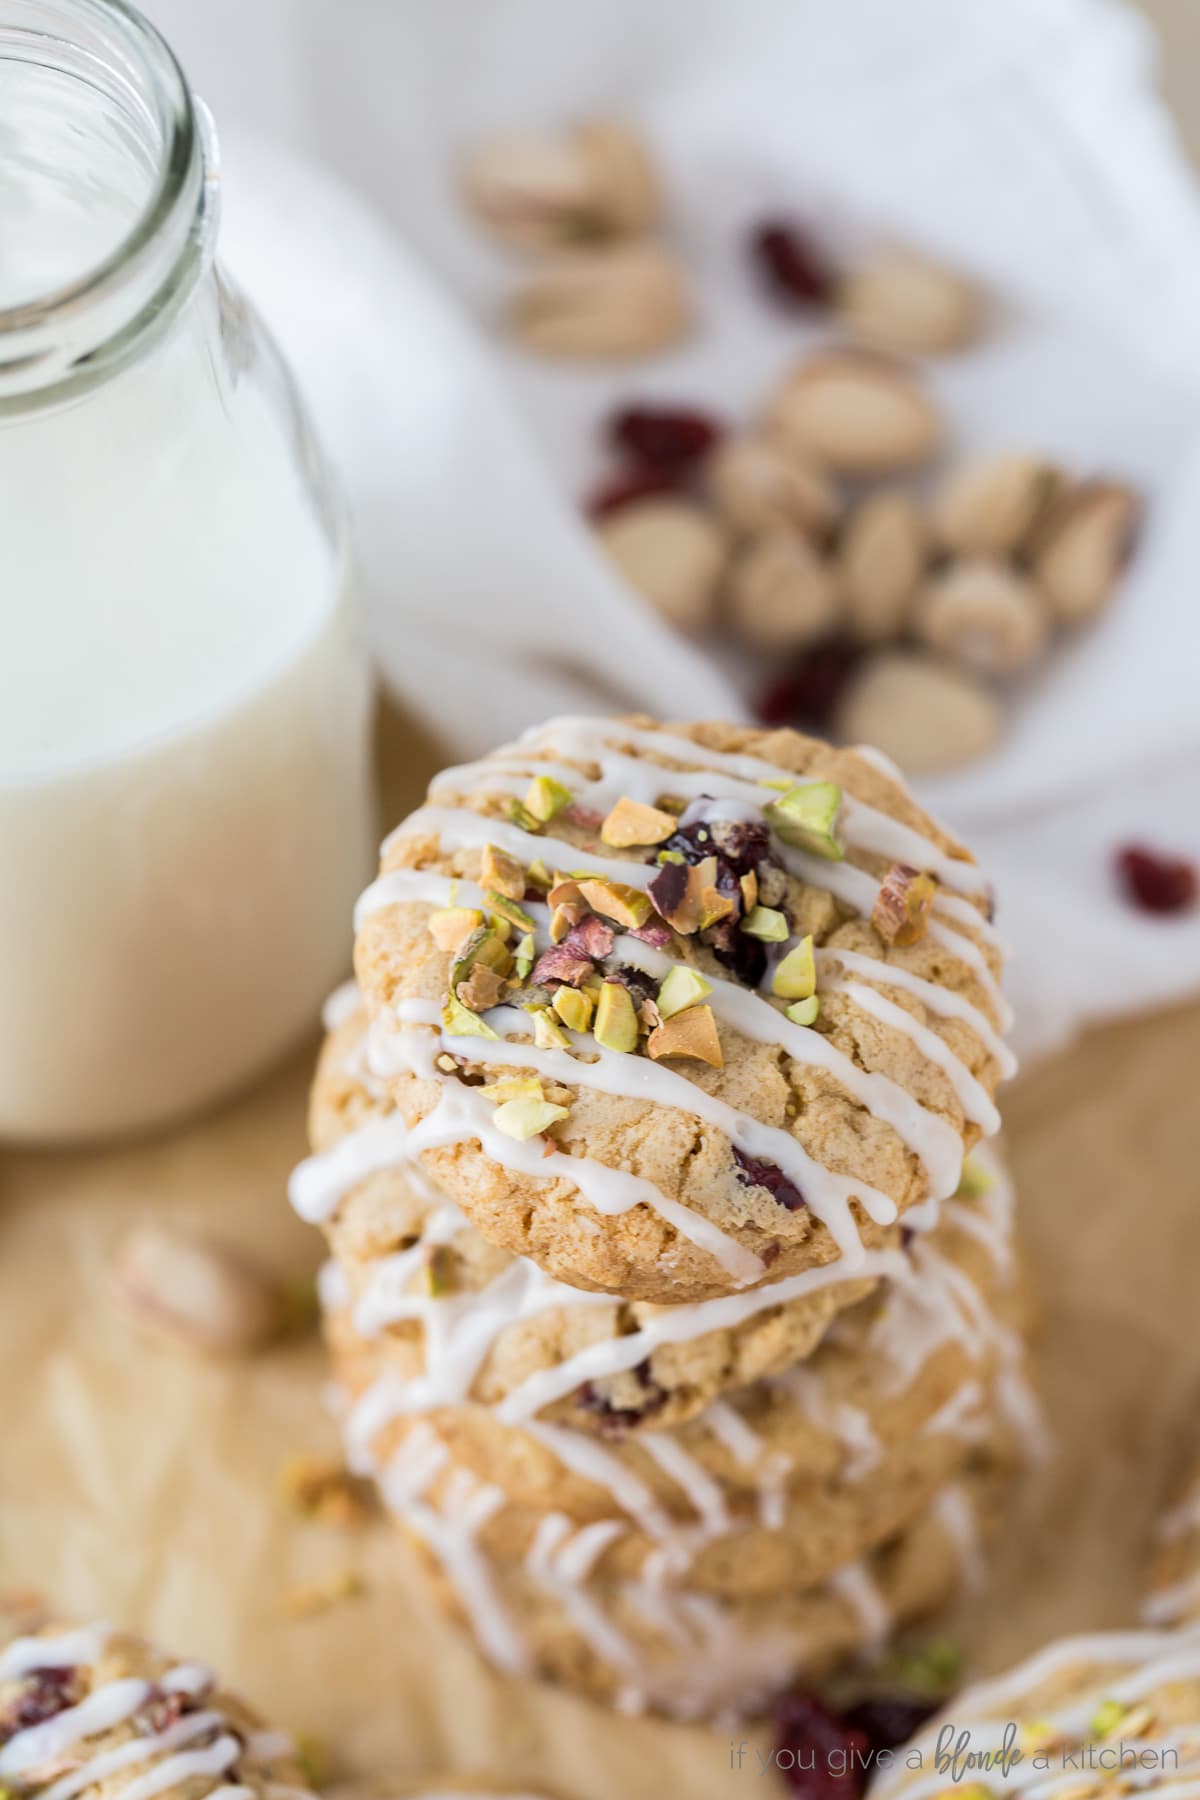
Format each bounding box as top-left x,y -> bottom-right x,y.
0,0 -> 377,1141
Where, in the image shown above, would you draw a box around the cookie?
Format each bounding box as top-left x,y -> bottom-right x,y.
1145,1454 -> 1200,1627
296,1005 -> 879,1433
352,715 -> 1013,1303
392,1444 -> 1015,1721
0,1617 -> 311,1797
874,1621 -> 1200,1800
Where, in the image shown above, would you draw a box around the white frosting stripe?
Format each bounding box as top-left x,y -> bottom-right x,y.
0,1623 -> 112,1682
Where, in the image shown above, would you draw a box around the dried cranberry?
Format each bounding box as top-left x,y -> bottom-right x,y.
757,640 -> 863,732
585,468 -> 681,520
607,965 -> 658,1007
844,1696 -> 939,1754
774,1691 -> 871,1800
1115,844 -> 1198,916
712,924 -> 767,991
732,1146 -> 806,1212
751,221 -> 837,309
609,404 -> 722,473
575,1359 -> 665,1437
1,1665 -> 81,1737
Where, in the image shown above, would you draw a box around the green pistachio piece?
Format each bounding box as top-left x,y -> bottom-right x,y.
507,798 -> 543,832
529,1006 -> 570,1049
524,774 -> 573,823
488,891 -> 536,933
514,932 -> 535,981
526,858 -> 553,890
763,781 -> 844,860
741,904 -> 789,942
772,934 -> 816,1001
785,995 -> 820,1026
657,848 -> 687,865
594,981 -> 639,1053
479,1075 -> 544,1103
451,923 -> 513,986
956,1155 -> 993,1199
552,986 -> 596,1032
577,878 -> 652,930
657,965 -> 713,1019
442,994 -> 498,1038
493,1095 -> 570,1141
426,1245 -> 454,1297
1089,1701 -> 1127,1741
427,906 -> 486,955
481,842 -> 527,899
435,1053 -> 459,1073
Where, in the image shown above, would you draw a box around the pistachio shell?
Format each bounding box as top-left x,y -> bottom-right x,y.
836,650 -> 1002,775
462,118 -> 659,251
707,432 -> 840,539
1031,480 -> 1140,627
835,248 -> 983,355
768,349 -> 943,475
838,490 -> 927,642
932,453 -> 1063,556
726,530 -> 839,653
914,558 -> 1050,677
597,495 -> 728,633
509,241 -> 692,360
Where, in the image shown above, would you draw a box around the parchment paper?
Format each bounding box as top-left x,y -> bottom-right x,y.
3,701 -> 1200,1800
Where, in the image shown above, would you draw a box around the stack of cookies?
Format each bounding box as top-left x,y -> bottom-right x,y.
290,715 -> 1038,1720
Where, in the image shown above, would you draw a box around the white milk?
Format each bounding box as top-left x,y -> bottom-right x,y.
0,15 -> 377,1139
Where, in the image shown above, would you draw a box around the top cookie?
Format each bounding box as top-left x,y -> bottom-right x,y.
354,715 -> 1013,1303
0,1617 -> 311,1799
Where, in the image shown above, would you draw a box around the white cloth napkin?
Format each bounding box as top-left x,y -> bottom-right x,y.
146,0 -> 1200,1060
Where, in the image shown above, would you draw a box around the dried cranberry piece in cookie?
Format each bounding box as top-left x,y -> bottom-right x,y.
733,1146 -> 806,1212
575,1359 -> 666,1437
1,1664 -> 82,1736
774,1692 -> 872,1800
1115,844 -> 1198,915
844,1695 -> 939,1753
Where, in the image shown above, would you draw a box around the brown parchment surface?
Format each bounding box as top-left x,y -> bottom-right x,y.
3,702 -> 1200,1799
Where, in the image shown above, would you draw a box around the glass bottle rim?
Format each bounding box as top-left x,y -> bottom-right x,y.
0,0 -> 217,407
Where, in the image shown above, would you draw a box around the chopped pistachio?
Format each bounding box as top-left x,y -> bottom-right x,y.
647,1004 -> 723,1067
479,1075 -> 545,1103
741,904 -> 789,942
524,774 -> 573,823
759,776 -> 794,791
773,934 -> 816,1000
786,995 -> 820,1026
956,1155 -> 993,1199
763,781 -> 844,860
481,842 -> 527,900
553,986 -> 597,1033
873,861 -> 938,947
594,981 -> 639,1052
649,854 -> 734,935
452,923 -> 514,985
426,1245 -> 455,1297
1089,1701 -> 1127,1741
507,798 -> 543,832
892,1638 -> 962,1693
1020,1721 -> 1062,1755
526,858 -> 553,891
428,906 -> 486,955
493,1095 -> 570,1141
488,891 -> 536,932
514,932 -> 535,981
435,1053 -> 459,1074
530,1007 -> 571,1049
658,848 -> 687,865
740,869 -> 758,912
455,963 -> 507,1012
442,994 -> 498,1038
601,796 -> 679,848
657,965 -> 713,1019
577,877 -> 652,930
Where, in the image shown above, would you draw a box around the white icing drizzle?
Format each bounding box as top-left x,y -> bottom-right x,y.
921,1378 -> 989,1443
815,946 -> 1015,1077
703,1400 -> 767,1469
1143,1570 -> 1200,1626
822,979 -> 1001,1133
0,1623 -> 113,1681
827,1561 -> 891,1653
637,1434 -> 731,1537
289,1113 -> 415,1223
0,1679 -> 151,1779
525,1514 -> 638,1674
321,979 -> 362,1031
873,1624 -> 1200,1800
41,1713 -> 227,1800
930,1483 -> 987,1591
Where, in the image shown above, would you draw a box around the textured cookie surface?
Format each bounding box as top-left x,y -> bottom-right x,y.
0,1617 -> 310,1798
1145,1454 -> 1200,1627
352,715 -> 1012,1303
395,1446 -> 1013,1721
874,1621 -> 1200,1800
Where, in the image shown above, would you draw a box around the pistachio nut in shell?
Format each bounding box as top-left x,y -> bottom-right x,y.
112,1227 -> 289,1355
1031,480 -> 1141,627
932,451 -> 1064,557
725,529 -> 839,653
462,118 -> 659,251
767,349 -> 943,474
835,649 -> 1003,776
834,247 -> 984,355
508,240 -> 692,360
914,558 -> 1050,677
838,490 -> 927,642
596,494 -> 727,633
706,431 -> 840,539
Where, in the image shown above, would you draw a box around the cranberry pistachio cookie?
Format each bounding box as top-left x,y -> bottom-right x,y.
1145,1454 -> 1200,1627
0,1617 -> 312,1798
389,1439 -> 1015,1721
352,716 -> 1013,1304
873,1622 -> 1200,1800
295,1004 -> 878,1434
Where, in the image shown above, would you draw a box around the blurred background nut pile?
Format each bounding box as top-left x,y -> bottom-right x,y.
462,116 -> 1144,777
